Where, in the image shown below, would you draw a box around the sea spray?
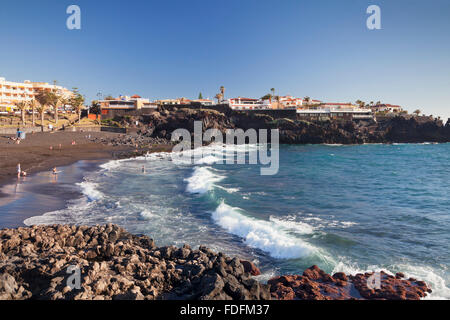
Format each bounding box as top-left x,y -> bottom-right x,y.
184,167 -> 224,194
77,181 -> 104,201
211,201 -> 314,259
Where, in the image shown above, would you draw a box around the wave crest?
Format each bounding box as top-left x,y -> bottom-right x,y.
212,201 -> 314,259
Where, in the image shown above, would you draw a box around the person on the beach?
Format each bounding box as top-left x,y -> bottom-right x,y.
142,165 -> 146,174
52,167 -> 58,175
17,163 -> 21,178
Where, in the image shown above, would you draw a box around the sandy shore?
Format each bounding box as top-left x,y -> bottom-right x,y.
0,131 -> 173,191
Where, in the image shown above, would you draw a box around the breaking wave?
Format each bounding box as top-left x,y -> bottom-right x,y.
211,201 -> 315,259
184,167 -> 224,194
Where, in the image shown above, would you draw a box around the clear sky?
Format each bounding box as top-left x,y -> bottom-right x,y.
1,0 -> 449,120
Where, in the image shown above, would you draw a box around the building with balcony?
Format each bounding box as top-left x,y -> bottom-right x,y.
99,95 -> 157,118
0,77 -> 73,111
228,97 -> 272,110
297,107 -> 373,121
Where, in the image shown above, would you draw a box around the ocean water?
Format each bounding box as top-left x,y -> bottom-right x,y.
24,143 -> 450,299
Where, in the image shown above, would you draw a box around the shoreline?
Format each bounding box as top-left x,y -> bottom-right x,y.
0,130 -> 173,192
0,138 -> 443,300
0,130 -> 172,228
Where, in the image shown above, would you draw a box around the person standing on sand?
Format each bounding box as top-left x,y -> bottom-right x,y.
17,163 -> 21,178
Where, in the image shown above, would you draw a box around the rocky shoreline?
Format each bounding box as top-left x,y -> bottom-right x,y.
110,107 -> 450,145
0,224 -> 432,300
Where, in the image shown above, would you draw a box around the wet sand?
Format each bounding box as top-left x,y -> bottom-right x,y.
0,130 -> 173,228
0,160 -> 104,228
0,131 -> 134,189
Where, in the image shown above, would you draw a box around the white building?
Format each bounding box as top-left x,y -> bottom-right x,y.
0,77 -> 73,111
297,107 -> 373,121
227,97 -> 272,110
193,99 -> 214,106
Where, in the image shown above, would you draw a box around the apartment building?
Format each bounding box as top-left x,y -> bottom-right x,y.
0,77 -> 73,111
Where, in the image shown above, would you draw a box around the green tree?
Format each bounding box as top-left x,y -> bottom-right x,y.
198,92 -> 203,99
214,93 -> 223,104
30,99 -> 37,126
46,92 -> 61,124
70,88 -> 85,123
91,100 -> 101,115
35,91 -> 52,127
304,96 -> 311,104
14,101 -> 27,126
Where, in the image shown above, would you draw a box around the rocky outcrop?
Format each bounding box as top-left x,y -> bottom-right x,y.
268,265 -> 432,300
0,226 -> 432,301
113,107 -> 450,144
0,224 -> 270,300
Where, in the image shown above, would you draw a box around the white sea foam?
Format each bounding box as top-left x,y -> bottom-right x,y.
195,155 -> 223,165
269,216 -> 315,235
332,261 -> 450,300
215,185 -> 240,194
100,159 -> 124,171
184,167 -> 224,194
77,181 -> 103,201
212,201 -> 314,259
140,210 -> 155,220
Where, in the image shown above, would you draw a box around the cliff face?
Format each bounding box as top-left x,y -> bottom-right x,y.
120,108 -> 450,144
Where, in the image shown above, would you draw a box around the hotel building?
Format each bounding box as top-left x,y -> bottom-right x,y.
228,97 -> 272,110
297,106 -> 373,121
0,77 -> 73,111
99,95 -> 158,118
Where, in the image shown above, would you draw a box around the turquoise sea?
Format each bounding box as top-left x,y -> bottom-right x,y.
22,143 -> 450,299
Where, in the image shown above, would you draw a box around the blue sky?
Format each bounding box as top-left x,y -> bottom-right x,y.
1,0 -> 449,120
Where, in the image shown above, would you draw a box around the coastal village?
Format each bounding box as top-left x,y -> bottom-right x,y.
1,76 -> 417,130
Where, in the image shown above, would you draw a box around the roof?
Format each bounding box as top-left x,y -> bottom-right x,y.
131,94 -> 141,99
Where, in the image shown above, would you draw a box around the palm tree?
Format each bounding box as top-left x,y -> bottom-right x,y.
220,86 -> 225,100
270,88 -> 275,98
15,101 -> 27,126
214,93 -> 223,104
35,102 -> 47,127
304,96 -> 311,105
30,99 -> 36,126
413,109 -> 421,116
70,89 -> 85,123
47,92 -> 60,124
35,91 -> 52,127
356,100 -> 366,108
